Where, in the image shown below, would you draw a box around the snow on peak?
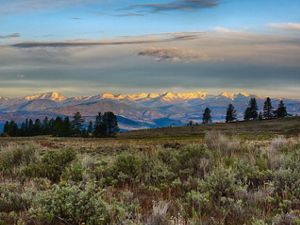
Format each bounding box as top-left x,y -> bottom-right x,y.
219,92 -> 235,99
218,92 -> 253,100
160,91 -> 207,101
24,92 -> 67,102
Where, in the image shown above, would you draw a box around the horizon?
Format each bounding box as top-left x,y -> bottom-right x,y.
0,89 -> 299,100
0,0 -> 300,98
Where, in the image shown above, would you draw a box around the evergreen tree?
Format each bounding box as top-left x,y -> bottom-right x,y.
33,119 -> 42,135
244,98 -> 258,120
244,107 -> 251,120
28,119 -> 34,136
43,117 -> 50,134
49,118 -> 55,133
7,121 -> 18,137
87,121 -> 94,136
72,112 -> 84,136
20,122 -> 26,136
94,113 -> 106,137
225,104 -> 237,123
102,112 -> 119,137
53,116 -> 63,136
3,121 -> 9,135
258,112 -> 263,120
202,107 -> 212,124
62,117 -> 72,137
276,100 -> 288,118
263,97 -> 273,119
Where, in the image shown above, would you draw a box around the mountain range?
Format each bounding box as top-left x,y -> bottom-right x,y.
0,91 -> 299,131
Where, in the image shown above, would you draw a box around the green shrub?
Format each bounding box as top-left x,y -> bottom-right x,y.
30,182 -> 131,225
0,183 -> 32,213
0,145 -> 36,172
186,191 -> 210,215
114,153 -> 142,184
175,144 -> 211,179
62,161 -> 84,182
236,161 -> 272,190
23,149 -> 76,182
201,168 -> 242,204
140,157 -> 175,186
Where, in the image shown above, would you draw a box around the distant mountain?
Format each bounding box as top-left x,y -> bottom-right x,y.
0,91 -> 299,131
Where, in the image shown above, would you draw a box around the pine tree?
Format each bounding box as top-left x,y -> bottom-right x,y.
202,107 -> 212,124
72,112 -> 84,136
53,116 -> 63,136
8,121 -> 18,137
258,112 -> 263,120
276,100 -> 288,118
3,121 -> 9,135
102,112 -> 119,137
94,113 -> 106,137
33,119 -> 42,135
28,119 -> 34,136
87,121 -> 94,136
43,117 -> 50,134
244,107 -> 251,120
263,97 -> 273,119
62,117 -> 72,137
225,104 -> 237,123
244,98 -> 258,120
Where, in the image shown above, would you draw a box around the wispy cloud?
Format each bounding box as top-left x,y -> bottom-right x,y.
0,0 -> 93,13
213,27 -> 246,34
129,0 -> 219,13
138,47 -> 213,62
268,23 -> 300,31
12,32 -> 202,48
0,33 -> 21,39
115,13 -> 145,17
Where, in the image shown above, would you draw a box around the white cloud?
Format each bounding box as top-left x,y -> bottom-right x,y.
213,27 -> 247,34
268,23 -> 300,31
138,47 -> 212,62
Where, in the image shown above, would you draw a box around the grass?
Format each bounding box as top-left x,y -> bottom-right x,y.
119,117 -> 300,140
0,118 -> 300,224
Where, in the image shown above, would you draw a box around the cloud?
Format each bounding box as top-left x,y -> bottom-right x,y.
213,27 -> 245,33
12,32 -> 202,48
138,47 -> 213,62
130,0 -> 219,13
0,33 -> 21,39
268,23 -> 300,31
0,0 -> 93,13
115,13 -> 145,17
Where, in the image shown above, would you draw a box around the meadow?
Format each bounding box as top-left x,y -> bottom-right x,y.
1,117 -> 300,225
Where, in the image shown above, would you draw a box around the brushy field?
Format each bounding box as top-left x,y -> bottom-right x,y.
1,120 -> 300,224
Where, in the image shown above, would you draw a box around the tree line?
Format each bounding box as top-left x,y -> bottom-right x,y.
201,98 -> 288,125
2,111 -> 119,138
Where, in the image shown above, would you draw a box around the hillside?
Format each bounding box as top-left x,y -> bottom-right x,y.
119,117 -> 300,139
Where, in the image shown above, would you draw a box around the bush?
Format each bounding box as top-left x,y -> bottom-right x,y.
113,153 -> 142,185
24,149 -> 76,182
205,131 -> 240,156
30,182 -> 132,225
201,168 -> 242,204
236,161 -> 272,190
0,183 -> 32,213
62,161 -> 84,182
175,144 -> 211,179
0,144 -> 36,173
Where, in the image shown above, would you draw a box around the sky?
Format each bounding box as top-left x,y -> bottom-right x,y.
0,0 -> 300,98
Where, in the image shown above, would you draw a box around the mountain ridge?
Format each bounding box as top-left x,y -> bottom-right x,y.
0,91 -> 299,131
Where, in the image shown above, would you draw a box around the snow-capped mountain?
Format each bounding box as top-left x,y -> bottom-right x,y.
0,91 -> 299,131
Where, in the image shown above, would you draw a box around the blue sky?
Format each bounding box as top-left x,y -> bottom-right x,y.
0,0 -> 300,97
